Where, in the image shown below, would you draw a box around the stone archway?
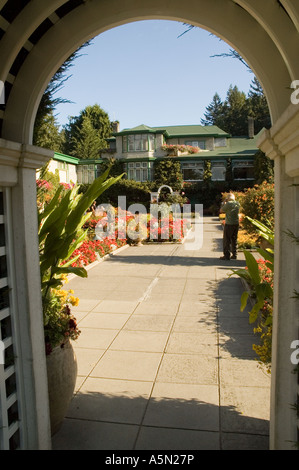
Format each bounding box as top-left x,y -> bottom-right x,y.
157,186 -> 173,203
1,0 -> 296,143
0,0 -> 298,450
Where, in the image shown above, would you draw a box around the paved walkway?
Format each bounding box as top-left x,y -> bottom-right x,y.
52,216 -> 270,450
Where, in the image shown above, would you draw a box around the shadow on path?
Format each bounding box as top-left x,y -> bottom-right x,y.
107,254 -> 246,268
52,392 -> 269,450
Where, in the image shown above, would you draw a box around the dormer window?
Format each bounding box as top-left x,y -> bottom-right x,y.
214,137 -> 227,147
185,140 -> 206,150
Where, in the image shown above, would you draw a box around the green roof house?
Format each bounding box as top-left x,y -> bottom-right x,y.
41,123 -> 261,187
101,123 -> 261,183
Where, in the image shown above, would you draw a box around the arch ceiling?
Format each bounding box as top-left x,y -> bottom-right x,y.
0,0 -> 298,144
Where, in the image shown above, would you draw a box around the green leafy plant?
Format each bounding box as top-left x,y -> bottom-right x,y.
39,168 -> 123,352
246,216 -> 274,246
230,217 -> 274,370
153,159 -> 183,191
232,250 -> 273,324
231,217 -> 274,321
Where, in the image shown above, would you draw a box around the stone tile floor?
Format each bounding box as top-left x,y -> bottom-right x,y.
52,217 -> 270,450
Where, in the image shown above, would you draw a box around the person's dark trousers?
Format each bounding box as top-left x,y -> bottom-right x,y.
223,224 -> 239,259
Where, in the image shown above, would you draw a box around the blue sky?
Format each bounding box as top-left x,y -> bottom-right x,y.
54,20 -> 254,131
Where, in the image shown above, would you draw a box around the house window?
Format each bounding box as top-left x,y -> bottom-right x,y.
109,140 -> 116,151
211,162 -> 226,181
123,134 -> 155,152
122,136 -> 127,152
57,161 -> 66,170
127,162 -> 153,182
185,140 -> 206,150
181,162 -> 204,181
232,161 -> 255,180
77,165 -> 95,184
149,134 -> 155,151
214,137 -> 227,147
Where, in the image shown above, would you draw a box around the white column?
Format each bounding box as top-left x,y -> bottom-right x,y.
0,139 -> 53,449
258,104 -> 299,450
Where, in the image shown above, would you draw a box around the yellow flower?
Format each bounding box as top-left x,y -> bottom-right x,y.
60,273 -> 69,283
56,289 -> 68,298
69,296 -> 79,307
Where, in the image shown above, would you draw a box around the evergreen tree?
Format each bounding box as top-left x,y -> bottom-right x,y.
247,77 -> 272,132
201,93 -> 225,127
222,85 -> 249,136
33,111 -> 65,152
33,41 -> 92,148
63,104 -> 113,159
69,113 -> 103,160
201,80 -> 271,136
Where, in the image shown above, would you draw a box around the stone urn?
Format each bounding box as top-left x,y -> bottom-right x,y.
134,237 -> 143,246
46,340 -> 77,435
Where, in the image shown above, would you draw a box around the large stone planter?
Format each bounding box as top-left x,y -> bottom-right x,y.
46,340 -> 77,435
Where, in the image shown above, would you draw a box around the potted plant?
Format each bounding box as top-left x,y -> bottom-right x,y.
38,169 -> 122,434
44,287 -> 81,435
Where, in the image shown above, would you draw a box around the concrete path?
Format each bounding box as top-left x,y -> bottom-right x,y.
52,216 -> 270,450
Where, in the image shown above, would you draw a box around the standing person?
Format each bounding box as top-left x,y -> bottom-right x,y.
219,193 -> 240,260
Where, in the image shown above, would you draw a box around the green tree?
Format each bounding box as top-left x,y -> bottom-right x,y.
201,93 -> 225,128
203,159 -> 212,191
222,85 -> 249,136
254,150 -> 274,184
179,26 -> 271,134
201,86 -> 249,136
33,111 -> 65,152
33,41 -> 92,148
64,104 -> 113,159
201,80 -> 271,137
69,113 -> 103,160
247,77 -> 272,132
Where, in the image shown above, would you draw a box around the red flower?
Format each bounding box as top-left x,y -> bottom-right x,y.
69,318 -> 77,330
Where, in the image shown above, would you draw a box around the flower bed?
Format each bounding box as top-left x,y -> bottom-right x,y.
256,257 -> 274,289
237,229 -> 259,249
146,215 -> 190,243
161,144 -> 201,155
244,257 -> 273,371
83,208 -> 191,246
64,238 -> 127,267
220,213 -> 259,249
61,204 -> 193,270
